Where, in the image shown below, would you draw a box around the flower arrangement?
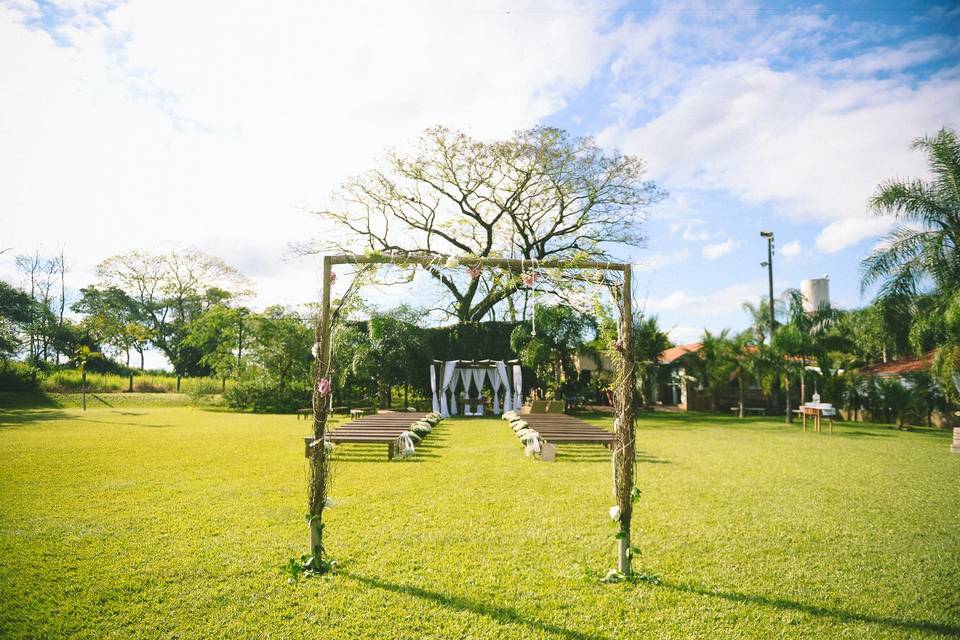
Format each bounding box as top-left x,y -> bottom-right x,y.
522,271 -> 538,287
468,266 -> 482,280
317,377 -> 331,398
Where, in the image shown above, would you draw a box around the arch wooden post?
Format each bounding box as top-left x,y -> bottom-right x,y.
307,252 -> 639,574
614,264 -> 636,574
308,255 -> 333,561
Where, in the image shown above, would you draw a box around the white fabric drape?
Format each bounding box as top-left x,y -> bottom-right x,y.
495,361 -> 511,416
441,360 -> 458,417
487,367 -> 501,414
512,364 -> 523,411
430,364 -> 440,414
470,368 -> 486,416
458,368 -> 471,398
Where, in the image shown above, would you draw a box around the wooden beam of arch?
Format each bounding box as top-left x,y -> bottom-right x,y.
328,252 -> 629,272
310,252 -> 637,575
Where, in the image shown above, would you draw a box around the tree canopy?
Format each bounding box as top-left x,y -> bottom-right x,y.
312,126 -> 664,321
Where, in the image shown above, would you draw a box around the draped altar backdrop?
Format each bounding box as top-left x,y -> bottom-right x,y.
431,360 -> 523,417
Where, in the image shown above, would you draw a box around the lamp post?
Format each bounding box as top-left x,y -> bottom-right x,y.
760,231 -> 775,338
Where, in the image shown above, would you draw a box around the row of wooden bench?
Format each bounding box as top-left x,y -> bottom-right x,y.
313,412 -> 439,460
505,413 -> 614,449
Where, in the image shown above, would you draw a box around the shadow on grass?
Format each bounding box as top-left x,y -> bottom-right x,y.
831,430 -> 892,439
0,408 -> 77,428
658,579 -> 960,637
554,447 -> 670,465
341,571 -> 612,640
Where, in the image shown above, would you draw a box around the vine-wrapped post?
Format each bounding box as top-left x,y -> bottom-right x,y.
613,264 -> 637,574
308,255 -> 333,565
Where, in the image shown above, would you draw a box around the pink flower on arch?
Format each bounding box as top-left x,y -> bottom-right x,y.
329,271 -> 337,285
317,377 -> 331,398
468,266 -> 482,280
522,271 -> 538,287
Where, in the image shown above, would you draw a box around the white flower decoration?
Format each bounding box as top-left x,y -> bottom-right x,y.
609,506 -> 621,521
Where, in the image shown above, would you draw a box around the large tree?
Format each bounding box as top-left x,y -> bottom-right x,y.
312,126 -> 663,321
0,281 -> 33,366
74,286 -> 152,370
95,249 -> 250,378
861,127 -> 960,398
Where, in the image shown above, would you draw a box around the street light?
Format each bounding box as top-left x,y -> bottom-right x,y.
760,231 -> 775,339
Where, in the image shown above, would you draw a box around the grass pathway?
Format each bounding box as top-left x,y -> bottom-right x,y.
0,407 -> 957,638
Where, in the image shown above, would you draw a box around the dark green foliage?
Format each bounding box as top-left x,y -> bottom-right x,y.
511,305 -> 596,397
224,306 -> 313,413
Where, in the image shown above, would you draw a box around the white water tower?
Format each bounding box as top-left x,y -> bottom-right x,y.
801,275 -> 830,312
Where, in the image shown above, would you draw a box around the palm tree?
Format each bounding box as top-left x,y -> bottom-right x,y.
632,316 -> 672,405
74,344 -> 101,411
696,329 -> 734,412
861,127 -> 960,399
728,330 -> 759,418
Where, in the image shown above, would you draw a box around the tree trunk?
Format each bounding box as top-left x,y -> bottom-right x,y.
222,377 -> 226,392
139,349 -> 145,371
128,374 -> 133,393
799,362 -> 806,406
82,369 -> 87,411
738,378 -> 745,418
785,376 -> 793,423
176,375 -> 181,392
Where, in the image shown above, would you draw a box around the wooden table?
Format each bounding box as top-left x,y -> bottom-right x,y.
798,406 -> 833,433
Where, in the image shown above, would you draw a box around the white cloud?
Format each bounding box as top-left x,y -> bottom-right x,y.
635,248 -> 690,273
665,324 -> 702,345
780,240 -> 802,257
611,50 -> 959,252
702,238 -> 738,259
646,280 -> 768,318
0,0 -> 620,308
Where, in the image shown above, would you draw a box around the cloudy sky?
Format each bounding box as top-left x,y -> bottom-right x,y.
2,0 -> 958,366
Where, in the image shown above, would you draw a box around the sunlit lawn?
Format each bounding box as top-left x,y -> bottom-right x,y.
0,404 -> 957,639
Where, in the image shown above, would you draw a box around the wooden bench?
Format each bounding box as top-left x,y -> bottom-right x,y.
729,406 -> 767,416
307,412 -> 435,460
515,414 -> 614,449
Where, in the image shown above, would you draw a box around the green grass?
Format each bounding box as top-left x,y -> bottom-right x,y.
0,406 -> 957,639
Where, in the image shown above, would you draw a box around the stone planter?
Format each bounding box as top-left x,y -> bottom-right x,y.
952,427 -> 960,453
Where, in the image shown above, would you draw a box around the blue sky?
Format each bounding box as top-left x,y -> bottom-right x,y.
1,0 -> 958,366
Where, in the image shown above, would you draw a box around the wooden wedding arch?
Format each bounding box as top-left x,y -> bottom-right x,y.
307,252 -> 638,574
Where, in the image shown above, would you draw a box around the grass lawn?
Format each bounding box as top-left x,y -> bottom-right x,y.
0,405 -> 957,639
